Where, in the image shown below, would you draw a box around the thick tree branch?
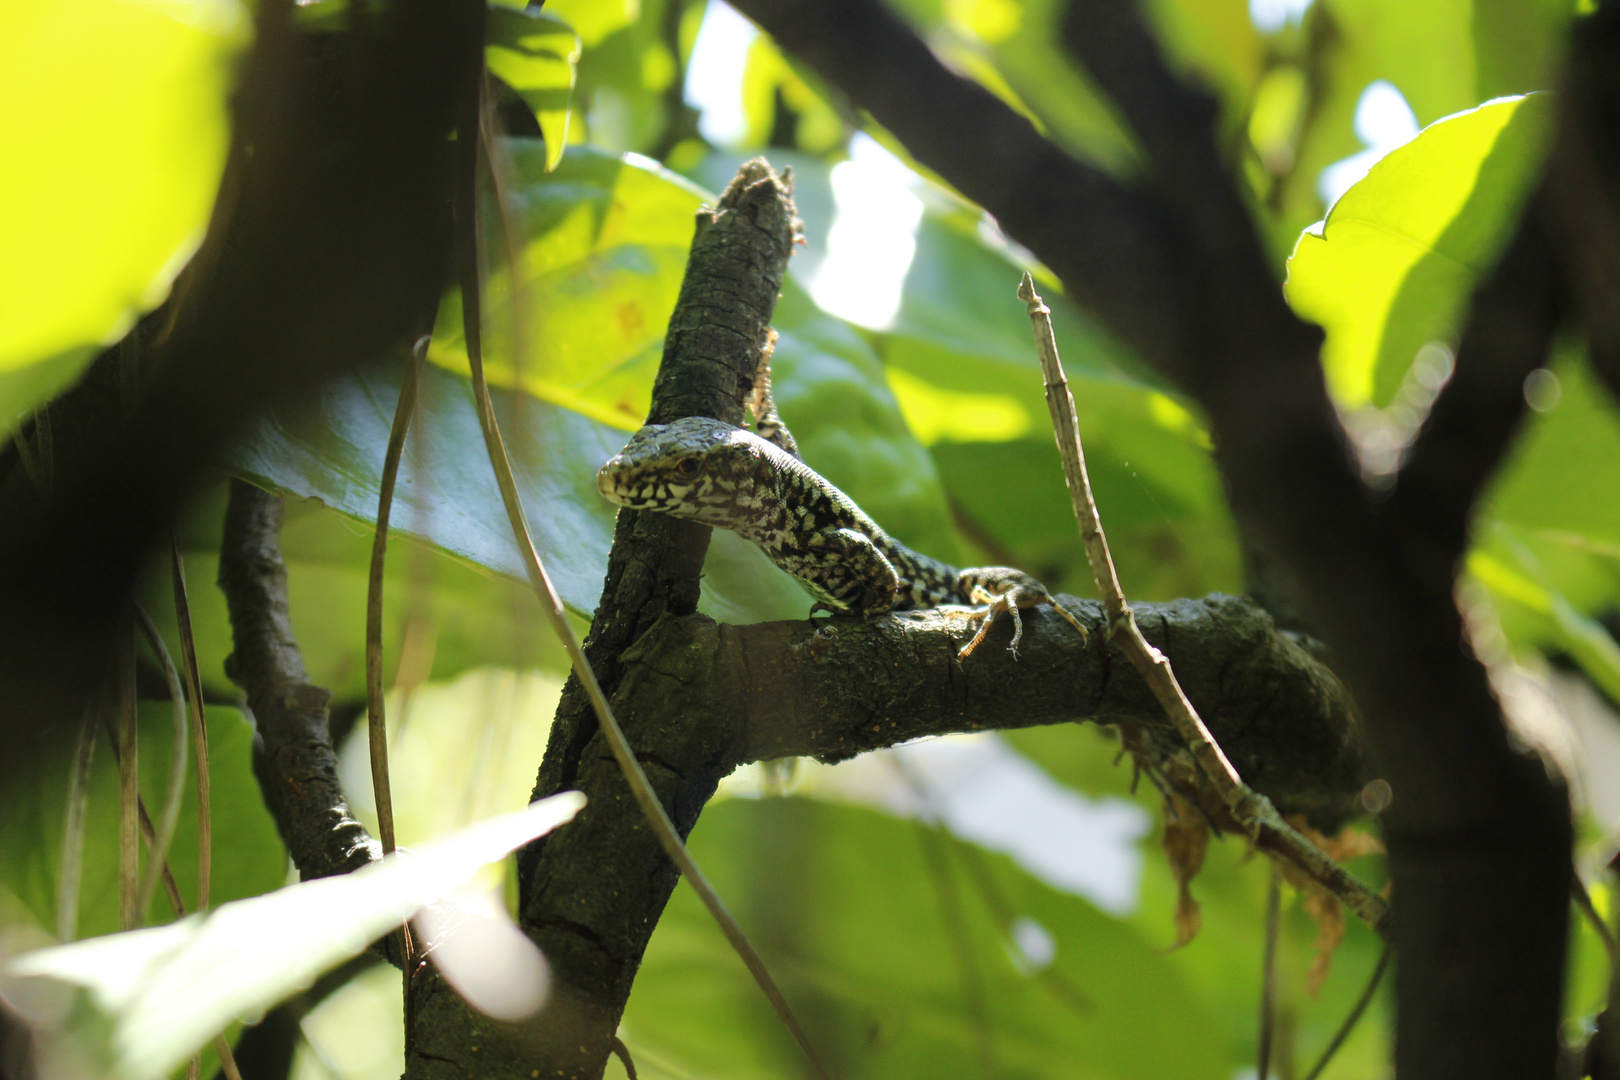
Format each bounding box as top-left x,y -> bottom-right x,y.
218,479 -> 377,881
722,594 -> 1365,821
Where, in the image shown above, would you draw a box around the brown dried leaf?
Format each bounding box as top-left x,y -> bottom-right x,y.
1162,793 -> 1209,949
1280,816 -> 1381,995
1302,889 -> 1346,997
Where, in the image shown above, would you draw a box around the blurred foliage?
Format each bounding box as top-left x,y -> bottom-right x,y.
0,0 -> 246,438
7,0 -> 1620,1078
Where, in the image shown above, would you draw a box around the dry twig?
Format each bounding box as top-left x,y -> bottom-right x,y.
1019,272 -> 1390,936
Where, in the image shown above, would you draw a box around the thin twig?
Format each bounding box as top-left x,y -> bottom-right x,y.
133,602 -> 190,923
117,624 -> 139,931
366,340 -> 424,857
1575,869 -> 1617,959
1258,868 -> 1281,1080
1300,943 -> 1393,1080
460,106 -> 833,1080
170,537 -> 211,913
1019,273 -> 1391,937
56,706 -> 97,942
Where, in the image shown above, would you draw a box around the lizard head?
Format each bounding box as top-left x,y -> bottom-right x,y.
597,416 -> 773,522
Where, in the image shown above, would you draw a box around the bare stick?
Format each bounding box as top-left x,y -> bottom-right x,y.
365,341 -> 424,857
461,113 -> 833,1080
56,706 -> 97,942
170,537 -> 212,912
1019,272 -> 1390,936
133,602 -> 190,923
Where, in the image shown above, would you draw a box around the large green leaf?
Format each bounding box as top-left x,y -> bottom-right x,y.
625,798 -> 1233,1080
0,0 -> 245,434
0,705 -> 284,944
137,485 -> 576,703
6,793 -> 584,1080
1286,94 -> 1549,408
221,360 -> 809,625
429,144 -> 708,430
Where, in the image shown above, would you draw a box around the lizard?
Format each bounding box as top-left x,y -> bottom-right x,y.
595,384 -> 1089,659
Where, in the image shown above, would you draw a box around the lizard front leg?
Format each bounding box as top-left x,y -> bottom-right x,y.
800,527 -> 901,617
955,567 -> 1089,659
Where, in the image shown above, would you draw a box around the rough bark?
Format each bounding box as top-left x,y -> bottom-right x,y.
217,479 -> 378,881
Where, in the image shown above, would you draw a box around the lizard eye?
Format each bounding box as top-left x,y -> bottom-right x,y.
674,456 -> 702,480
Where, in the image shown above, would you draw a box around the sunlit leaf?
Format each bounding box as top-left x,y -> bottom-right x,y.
429,144 -> 708,431
487,8 -> 582,171
0,0 -> 246,433
5,793 -> 584,1080
1286,94 -> 1549,407
1270,0 -> 1482,243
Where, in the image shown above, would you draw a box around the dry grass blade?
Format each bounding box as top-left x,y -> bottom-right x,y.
56,706 -> 98,942
1018,273 -> 1390,937
98,713 -> 186,919
170,537 -> 212,912
98,694 -> 246,1078
133,602 -> 190,924
460,109 -> 833,1080
365,341 -> 424,857
117,625 -> 139,930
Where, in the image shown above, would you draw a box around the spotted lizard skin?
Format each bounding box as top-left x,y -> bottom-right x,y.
596,415 -> 1063,624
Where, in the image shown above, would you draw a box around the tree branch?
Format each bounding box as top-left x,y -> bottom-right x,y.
218,478 -> 378,881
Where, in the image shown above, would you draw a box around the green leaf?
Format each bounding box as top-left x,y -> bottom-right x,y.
429,144 -> 709,431
0,705 -> 285,945
881,209 -> 1240,599
6,793 -> 584,1080
0,0 -> 246,434
625,798 -> 1233,1079
139,485 -> 576,703
1286,94 -> 1549,408
487,8 -> 582,171
1270,0 -> 1482,242
220,360 -> 809,625
338,668 -> 565,848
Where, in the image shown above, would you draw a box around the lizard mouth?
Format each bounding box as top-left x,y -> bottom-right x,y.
596,462 -> 621,501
